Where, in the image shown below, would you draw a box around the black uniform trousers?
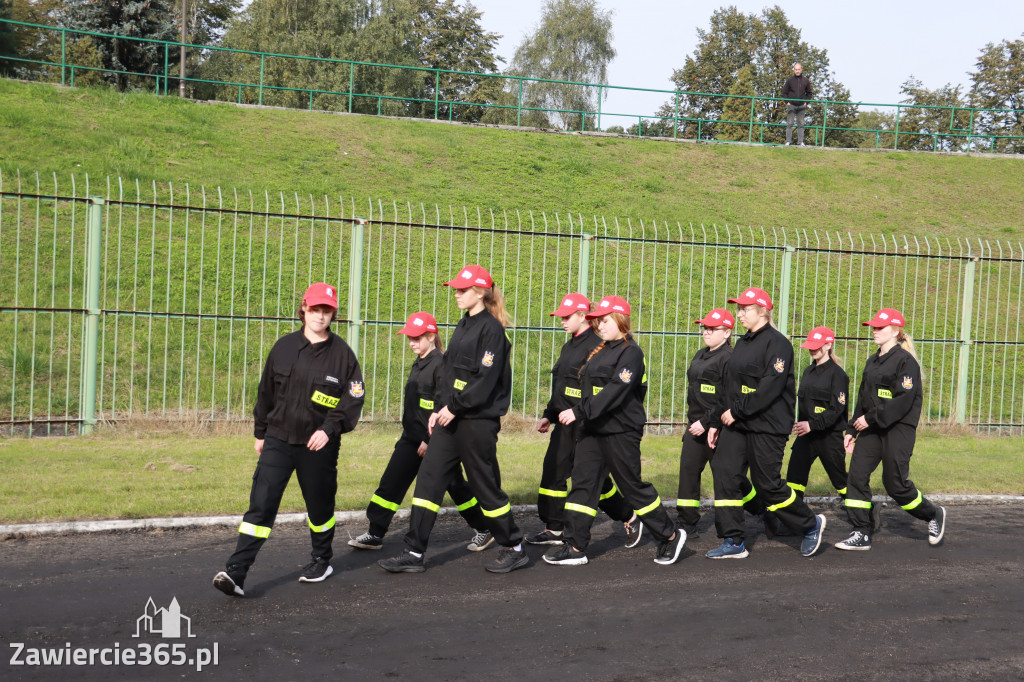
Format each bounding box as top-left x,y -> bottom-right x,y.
405,417 -> 523,553
677,430 -> 760,526
846,424 -> 936,532
786,431 -> 848,499
711,427 -> 815,543
366,435 -> 487,537
538,421 -> 633,530
564,431 -> 676,551
228,436 -> 339,573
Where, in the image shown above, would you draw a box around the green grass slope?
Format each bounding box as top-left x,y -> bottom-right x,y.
1,78 -> 1023,241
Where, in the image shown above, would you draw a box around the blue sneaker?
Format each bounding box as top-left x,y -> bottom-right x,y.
705,538 -> 748,559
801,513 -> 826,556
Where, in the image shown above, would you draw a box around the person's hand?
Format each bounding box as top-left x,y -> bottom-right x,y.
721,409 -> 735,426
853,415 -> 869,431
844,433 -> 856,455
436,405 -> 456,427
537,417 -> 551,433
306,429 -> 329,451
558,408 -> 576,426
254,438 -> 264,456
793,420 -> 811,436
688,421 -> 706,437
428,411 -> 439,435
707,427 -> 719,449
417,441 -> 428,457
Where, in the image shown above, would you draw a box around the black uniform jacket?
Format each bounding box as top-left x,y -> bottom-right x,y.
685,343 -> 731,430
782,74 -> 812,104
718,324 -> 795,435
847,345 -> 922,435
401,350 -> 443,444
437,309 -> 512,420
796,358 -> 849,432
543,327 -> 603,422
253,329 -> 364,444
572,336 -> 647,436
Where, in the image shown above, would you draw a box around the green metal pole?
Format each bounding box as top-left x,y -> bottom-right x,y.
258,54 -> 265,106
673,92 -> 679,138
348,63 -> 354,112
893,105 -> 901,149
578,233 -> 592,296
434,70 -> 440,119
747,97 -> 755,143
347,218 -> 366,358
597,85 -> 602,131
163,43 -> 169,94
778,245 -> 795,337
60,29 -> 66,85
955,256 -> 977,423
81,197 -> 104,435
517,78 -> 523,127
821,102 -> 829,147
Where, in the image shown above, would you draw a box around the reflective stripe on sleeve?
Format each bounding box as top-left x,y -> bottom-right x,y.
238,521 -> 271,538
370,494 -> 400,512
787,482 -> 807,492
766,488 -> 797,512
845,498 -> 872,509
412,497 -> 440,513
676,498 -> 700,507
741,487 -> 757,504
635,496 -> 662,516
482,502 -> 511,518
539,487 -> 568,498
901,490 -> 924,510
456,497 -> 479,512
565,502 -> 598,517
308,515 -> 337,533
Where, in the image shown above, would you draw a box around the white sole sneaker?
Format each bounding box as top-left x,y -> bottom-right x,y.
213,571 -> 244,597
542,553 -> 589,566
653,529 -> 687,565
298,565 -> 334,583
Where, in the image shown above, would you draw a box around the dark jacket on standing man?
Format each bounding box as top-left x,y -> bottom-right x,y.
782,74 -> 812,105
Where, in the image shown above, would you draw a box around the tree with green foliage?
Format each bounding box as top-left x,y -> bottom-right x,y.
0,0 -> 60,78
894,77 -> 971,152
409,0 -> 502,122
718,65 -> 755,142
168,0 -> 242,96
0,1 -> 15,73
655,5 -> 858,146
60,0 -> 177,90
969,35 -> 1024,153
499,0 -> 615,130
204,0 -> 420,114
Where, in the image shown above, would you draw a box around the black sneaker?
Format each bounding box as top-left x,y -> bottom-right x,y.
298,556 -> 333,583
526,529 -> 564,545
212,567 -> 245,597
378,550 -> 426,573
467,530 -> 495,552
654,529 -> 687,565
624,515 -> 644,548
485,546 -> 529,573
348,532 -> 383,550
835,530 -> 872,551
928,506 -> 946,546
870,502 -> 882,532
542,544 -> 588,566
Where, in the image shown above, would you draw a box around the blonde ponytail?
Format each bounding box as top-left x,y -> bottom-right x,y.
897,330 -> 918,361
478,285 -> 510,328
828,347 -> 842,368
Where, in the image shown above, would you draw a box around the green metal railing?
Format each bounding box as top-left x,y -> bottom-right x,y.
3,170 -> 1023,436
2,18 -> 1023,152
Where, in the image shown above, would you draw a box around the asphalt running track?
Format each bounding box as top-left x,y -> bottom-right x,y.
2,502 -> 1023,681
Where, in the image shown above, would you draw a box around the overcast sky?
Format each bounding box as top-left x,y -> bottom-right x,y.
470,0 -> 1024,125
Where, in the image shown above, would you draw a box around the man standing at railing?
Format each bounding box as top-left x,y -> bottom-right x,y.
782,63 -> 812,146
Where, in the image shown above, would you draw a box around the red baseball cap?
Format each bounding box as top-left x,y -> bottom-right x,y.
550,293 -> 591,317
728,287 -> 774,310
444,264 -> 493,289
303,282 -> 338,309
397,312 -> 439,337
862,308 -> 905,328
800,326 -> 836,349
586,295 -> 630,319
694,308 -> 735,329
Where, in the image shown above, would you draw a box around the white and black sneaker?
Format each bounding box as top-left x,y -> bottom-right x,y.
348,532 -> 383,550
928,506 -> 946,546
654,529 -> 687,565
543,544 -> 588,566
526,529 -> 564,545
835,531 -> 872,551
467,530 -> 495,552
624,515 -> 644,548
298,556 -> 333,583
212,568 -> 245,597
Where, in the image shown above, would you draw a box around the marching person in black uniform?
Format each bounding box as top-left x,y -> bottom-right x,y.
529,293 -> 639,548
213,283 -> 364,597
836,308 -> 946,551
544,295 -> 686,566
787,327 -> 850,501
348,312 -> 493,552
677,308 -> 764,537
706,287 -> 825,559
378,264 -> 529,574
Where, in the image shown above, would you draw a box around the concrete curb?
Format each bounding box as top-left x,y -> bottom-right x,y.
2,496 -> 1021,538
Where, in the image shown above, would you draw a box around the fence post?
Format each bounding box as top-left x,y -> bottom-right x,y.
60,28 -> 66,85
578,233 -> 592,296
347,218 -> 367,357
954,256 -> 978,423
778,245 -> 795,337
348,62 -> 354,113
517,78 -> 523,127
80,197 -> 104,435
434,70 -> 440,119
258,54 -> 265,106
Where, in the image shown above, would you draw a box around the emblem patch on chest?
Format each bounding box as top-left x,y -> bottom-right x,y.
349,381 -> 364,398
902,376 -> 913,390
482,351 -> 494,367
774,358 -> 785,373
618,368 -> 632,383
